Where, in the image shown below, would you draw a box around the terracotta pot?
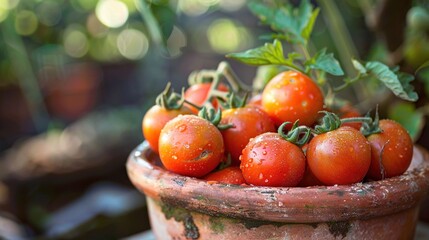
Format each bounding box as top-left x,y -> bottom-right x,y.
127,142 -> 429,240
43,63 -> 101,121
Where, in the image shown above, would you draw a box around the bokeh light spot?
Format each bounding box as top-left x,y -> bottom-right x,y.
117,29 -> 149,60
36,0 -> 62,27
15,10 -> 38,36
178,0 -> 209,16
89,32 -> 122,62
219,0 -> 246,12
86,13 -> 109,38
0,1 -> 9,23
207,19 -> 252,53
96,0 -> 129,28
64,26 -> 89,58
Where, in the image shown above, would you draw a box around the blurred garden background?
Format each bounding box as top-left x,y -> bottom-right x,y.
0,0 -> 428,239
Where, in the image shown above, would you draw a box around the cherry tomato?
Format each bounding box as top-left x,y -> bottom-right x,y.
307,126 -> 371,185
184,82 -> 228,113
366,119 -> 413,180
247,94 -> 262,107
158,115 -> 224,177
297,144 -> 324,187
261,71 -> 324,127
298,165 -> 324,187
203,166 -> 246,185
338,105 -> 362,130
220,106 -> 276,165
240,132 -> 306,187
142,105 -> 192,153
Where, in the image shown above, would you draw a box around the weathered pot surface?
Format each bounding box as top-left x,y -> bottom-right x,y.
127,141 -> 429,240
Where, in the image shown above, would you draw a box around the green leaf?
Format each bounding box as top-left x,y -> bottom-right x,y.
302,8 -> 320,41
388,102 -> 424,141
305,48 -> 344,76
226,39 -> 301,68
352,59 -> 367,74
416,60 -> 429,74
151,4 -> 176,43
365,61 -> 418,101
248,0 -> 319,44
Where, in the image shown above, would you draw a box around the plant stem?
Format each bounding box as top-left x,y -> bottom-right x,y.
318,0 -> 370,103
217,61 -> 253,92
340,116 -> 372,124
333,75 -> 363,92
134,0 -> 166,52
1,13 -> 50,132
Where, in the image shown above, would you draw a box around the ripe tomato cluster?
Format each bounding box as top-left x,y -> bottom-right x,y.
142,70 -> 414,187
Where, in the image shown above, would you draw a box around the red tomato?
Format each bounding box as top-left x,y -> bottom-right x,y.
142,105 -> 192,153
307,126 -> 371,185
184,82 -> 228,113
261,71 -> 324,127
220,106 -> 276,165
247,94 -> 262,107
297,144 -> 324,187
339,105 -> 362,130
158,115 -> 224,177
203,166 -> 246,185
298,165 -> 324,187
240,132 -> 306,187
366,119 -> 413,180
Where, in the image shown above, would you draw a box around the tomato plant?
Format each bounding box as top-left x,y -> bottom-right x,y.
307,125 -> 371,186
261,70 -> 324,127
158,114 -> 224,178
220,105 -> 275,165
239,122 -> 308,187
365,119 -> 414,180
203,166 -> 246,185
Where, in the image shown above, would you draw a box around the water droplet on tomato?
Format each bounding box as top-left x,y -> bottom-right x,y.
262,151 -> 267,155
302,101 -> 308,107
172,155 -> 178,160
248,158 -> 253,163
259,173 -> 264,180
177,124 -> 187,132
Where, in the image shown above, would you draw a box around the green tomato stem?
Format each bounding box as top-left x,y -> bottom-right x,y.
333,74 -> 363,92
340,116 -> 373,124
217,61 -> 253,92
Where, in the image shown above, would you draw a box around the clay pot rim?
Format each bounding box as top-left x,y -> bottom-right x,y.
127,141 -> 429,223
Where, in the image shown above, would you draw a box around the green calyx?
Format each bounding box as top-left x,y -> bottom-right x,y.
314,111 -> 342,134
278,121 -> 311,147
198,106 -> 233,130
155,82 -> 185,110
219,91 -> 249,109
360,108 -> 383,137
